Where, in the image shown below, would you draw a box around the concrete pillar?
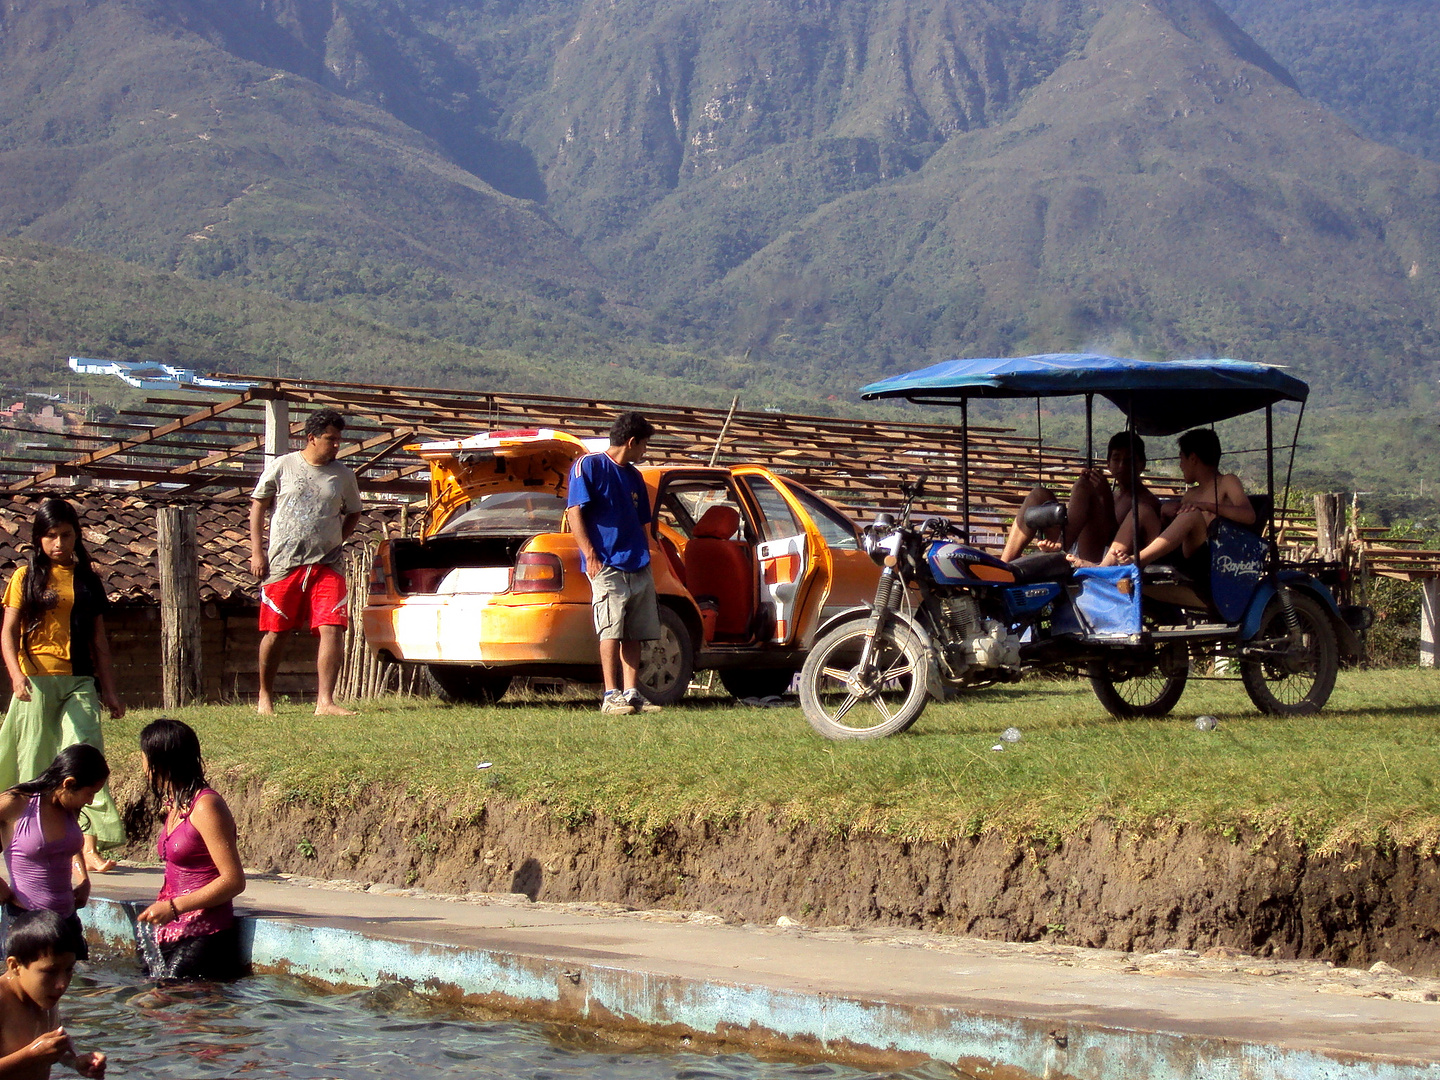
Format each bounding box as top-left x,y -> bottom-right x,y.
1422,577 -> 1438,669
263,398 -> 290,468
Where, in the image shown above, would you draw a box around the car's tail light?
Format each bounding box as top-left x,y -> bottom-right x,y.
512,552 -> 564,593
369,546 -> 390,594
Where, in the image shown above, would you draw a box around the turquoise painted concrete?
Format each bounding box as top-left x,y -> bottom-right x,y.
81,900 -> 1438,1080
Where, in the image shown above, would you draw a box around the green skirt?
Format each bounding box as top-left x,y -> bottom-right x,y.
0,675 -> 126,848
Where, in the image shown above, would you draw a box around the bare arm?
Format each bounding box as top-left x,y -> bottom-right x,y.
136,793 -> 245,924
0,792 -> 25,906
249,497 -> 272,580
0,607 -> 26,704
89,616 -> 124,719
0,1027 -> 72,1076
71,852 -> 91,910
1215,474 -> 1256,526
340,512 -> 361,542
564,506 -> 600,572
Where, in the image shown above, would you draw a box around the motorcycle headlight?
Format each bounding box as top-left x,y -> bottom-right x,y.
861,514 -> 895,559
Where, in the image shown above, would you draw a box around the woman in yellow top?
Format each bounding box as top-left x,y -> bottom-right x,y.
0,499 -> 125,871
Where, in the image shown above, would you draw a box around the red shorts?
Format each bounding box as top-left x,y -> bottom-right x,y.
259,564 -> 348,634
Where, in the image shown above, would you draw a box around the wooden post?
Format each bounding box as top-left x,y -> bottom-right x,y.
156,506 -> 203,708
339,542 -> 385,701
263,398 -> 290,468
1422,577 -> 1438,669
1315,492 -> 1344,560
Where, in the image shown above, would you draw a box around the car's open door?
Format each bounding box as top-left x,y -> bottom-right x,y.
734,470 -> 833,646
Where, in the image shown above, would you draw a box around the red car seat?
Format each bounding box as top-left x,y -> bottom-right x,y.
684,505 -> 754,640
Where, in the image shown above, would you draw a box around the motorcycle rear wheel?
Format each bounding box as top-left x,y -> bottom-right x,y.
799,619 -> 928,739
1088,642 -> 1189,719
1240,591 -> 1338,715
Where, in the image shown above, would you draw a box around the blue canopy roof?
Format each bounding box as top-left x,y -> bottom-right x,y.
858,353 -> 1308,436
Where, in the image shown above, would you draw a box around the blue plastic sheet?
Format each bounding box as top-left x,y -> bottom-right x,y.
858,354 -> 1308,435
1071,565 -> 1142,639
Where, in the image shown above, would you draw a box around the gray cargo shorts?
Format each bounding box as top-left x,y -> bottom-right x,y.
589,564 -> 661,642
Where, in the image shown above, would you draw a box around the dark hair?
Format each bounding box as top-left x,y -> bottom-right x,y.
608,412 -> 654,446
6,909 -> 81,964
17,499 -> 105,668
9,744 -> 109,800
139,718 -> 208,809
1106,431 -> 1146,467
1177,428 -> 1222,468
304,409 -> 345,438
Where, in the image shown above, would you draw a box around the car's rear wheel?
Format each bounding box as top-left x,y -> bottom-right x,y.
718,668 -> 795,700
637,606 -> 694,706
425,664 -> 512,705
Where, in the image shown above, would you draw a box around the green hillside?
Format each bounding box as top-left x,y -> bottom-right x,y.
2,236 -> 1435,522
0,237 -> 745,407
1217,0 -> 1440,164
0,0 -> 1436,509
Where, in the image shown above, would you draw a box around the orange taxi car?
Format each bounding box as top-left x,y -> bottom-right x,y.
362,429 -> 879,704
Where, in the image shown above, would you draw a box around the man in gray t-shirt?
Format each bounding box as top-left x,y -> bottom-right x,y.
249,408 -> 362,716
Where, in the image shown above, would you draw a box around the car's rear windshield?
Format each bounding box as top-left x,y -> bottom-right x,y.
438,491 -> 568,536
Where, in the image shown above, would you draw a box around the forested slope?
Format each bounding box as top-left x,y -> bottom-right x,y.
0,0 -> 1437,429
1218,0 -> 1440,164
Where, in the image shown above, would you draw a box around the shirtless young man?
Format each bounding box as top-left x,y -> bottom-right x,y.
1100,428 -> 1254,568
1001,432 -> 1162,564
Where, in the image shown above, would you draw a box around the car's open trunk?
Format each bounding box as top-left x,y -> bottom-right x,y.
389,535 -> 529,594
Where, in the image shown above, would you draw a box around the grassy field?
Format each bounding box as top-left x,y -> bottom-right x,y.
104,669 -> 1440,852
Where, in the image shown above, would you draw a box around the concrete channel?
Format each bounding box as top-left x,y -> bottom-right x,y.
83,866 -> 1440,1080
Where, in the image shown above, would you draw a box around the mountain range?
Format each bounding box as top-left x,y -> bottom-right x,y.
0,0 -> 1437,423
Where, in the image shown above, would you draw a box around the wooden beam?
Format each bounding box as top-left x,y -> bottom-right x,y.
7,391 -> 255,493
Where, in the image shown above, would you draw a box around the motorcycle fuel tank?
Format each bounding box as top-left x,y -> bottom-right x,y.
925,541 -> 1016,584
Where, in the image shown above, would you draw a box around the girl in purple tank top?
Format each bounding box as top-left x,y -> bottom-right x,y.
0,744 -> 111,961
135,719 -> 247,980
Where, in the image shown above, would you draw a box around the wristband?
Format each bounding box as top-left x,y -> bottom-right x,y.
168,899 -> 180,921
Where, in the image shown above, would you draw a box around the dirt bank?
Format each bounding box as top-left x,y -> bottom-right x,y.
112,776 -> 1440,976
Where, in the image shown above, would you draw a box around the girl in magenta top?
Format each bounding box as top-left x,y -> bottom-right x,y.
0,744 -> 110,960
135,719 -> 246,980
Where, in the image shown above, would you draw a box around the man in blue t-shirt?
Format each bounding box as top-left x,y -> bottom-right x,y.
565,412 -> 663,715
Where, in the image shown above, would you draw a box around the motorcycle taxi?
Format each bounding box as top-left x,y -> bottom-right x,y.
798,354 -> 1369,739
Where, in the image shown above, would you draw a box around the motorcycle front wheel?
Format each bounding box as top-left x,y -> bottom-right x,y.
1087,641 -> 1189,719
799,619 -> 929,739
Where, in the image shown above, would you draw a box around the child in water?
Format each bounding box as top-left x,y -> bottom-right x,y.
0,909 -> 105,1077
0,500 -> 126,872
135,719 -> 246,981
0,747 -> 111,959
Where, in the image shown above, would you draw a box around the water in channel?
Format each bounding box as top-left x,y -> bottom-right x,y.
63,965 -> 969,1080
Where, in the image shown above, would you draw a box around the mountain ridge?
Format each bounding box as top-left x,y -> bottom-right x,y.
0,0 -> 1436,415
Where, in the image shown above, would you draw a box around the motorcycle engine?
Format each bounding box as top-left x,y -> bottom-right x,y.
941,596 -> 1022,672
970,618 -> 1022,669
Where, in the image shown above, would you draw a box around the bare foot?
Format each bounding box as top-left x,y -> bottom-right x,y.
314,703 -> 357,716
257,695 -> 276,716
84,851 -> 117,873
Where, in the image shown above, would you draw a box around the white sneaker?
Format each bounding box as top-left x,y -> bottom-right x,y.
600,694 -> 637,715
625,691 -> 662,714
